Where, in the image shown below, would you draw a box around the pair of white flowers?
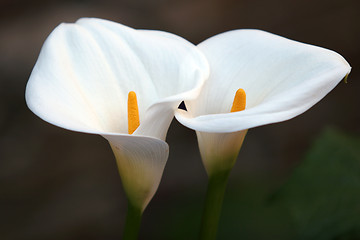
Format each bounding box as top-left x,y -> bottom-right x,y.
26,18 -> 351,212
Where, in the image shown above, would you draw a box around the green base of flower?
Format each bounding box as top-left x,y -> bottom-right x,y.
123,202 -> 143,240
199,170 -> 231,240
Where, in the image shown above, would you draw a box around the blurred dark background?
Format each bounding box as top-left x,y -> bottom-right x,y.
0,0 -> 359,239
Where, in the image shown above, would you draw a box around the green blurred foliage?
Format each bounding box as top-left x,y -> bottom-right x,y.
153,127 -> 360,240
271,127 -> 360,240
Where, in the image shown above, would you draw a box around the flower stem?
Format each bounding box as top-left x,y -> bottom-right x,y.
123,202 -> 142,240
199,170 -> 231,240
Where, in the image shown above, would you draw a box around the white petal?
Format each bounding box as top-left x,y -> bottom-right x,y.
176,29 -> 351,133
26,18 -> 209,139
103,134 -> 169,211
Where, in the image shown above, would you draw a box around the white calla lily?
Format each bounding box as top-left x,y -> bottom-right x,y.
176,29 -> 351,175
25,18 -> 209,212
175,29 -> 350,240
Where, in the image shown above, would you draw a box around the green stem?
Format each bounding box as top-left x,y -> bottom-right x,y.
123,202 -> 143,240
199,170 -> 231,240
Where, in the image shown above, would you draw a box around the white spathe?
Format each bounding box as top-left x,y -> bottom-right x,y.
26,18 -> 209,210
175,29 -> 351,175
196,130 -> 248,176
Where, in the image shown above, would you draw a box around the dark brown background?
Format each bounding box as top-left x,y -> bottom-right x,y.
0,0 -> 359,239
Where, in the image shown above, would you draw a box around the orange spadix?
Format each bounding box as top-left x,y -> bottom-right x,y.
128,91 -> 140,134
231,88 -> 246,112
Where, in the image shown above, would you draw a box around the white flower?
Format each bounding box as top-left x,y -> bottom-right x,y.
175,29 -> 351,175
26,18 -> 209,211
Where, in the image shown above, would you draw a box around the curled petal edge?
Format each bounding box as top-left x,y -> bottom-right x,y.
176,66 -> 350,133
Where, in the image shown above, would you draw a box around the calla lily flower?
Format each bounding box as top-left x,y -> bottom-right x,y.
175,29 -> 350,240
25,18 -> 209,214
176,29 -> 351,175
